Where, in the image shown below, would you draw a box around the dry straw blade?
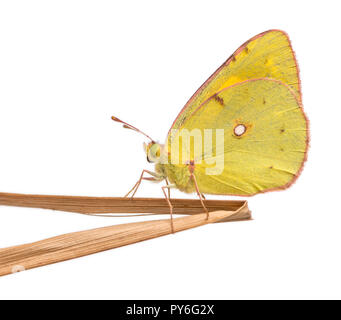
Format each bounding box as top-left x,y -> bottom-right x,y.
0,194 -> 251,277
0,193 -> 248,217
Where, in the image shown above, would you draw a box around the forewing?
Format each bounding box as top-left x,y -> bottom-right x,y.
168,30 -> 301,144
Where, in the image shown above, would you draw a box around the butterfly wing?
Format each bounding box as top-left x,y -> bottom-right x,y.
168,29 -> 301,144
168,79 -> 308,195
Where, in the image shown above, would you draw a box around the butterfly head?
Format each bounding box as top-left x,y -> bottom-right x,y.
143,141 -> 162,163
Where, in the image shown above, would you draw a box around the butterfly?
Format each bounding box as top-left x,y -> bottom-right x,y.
112,30 -> 309,230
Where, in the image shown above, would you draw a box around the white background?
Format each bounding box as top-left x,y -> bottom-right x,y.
0,0 -> 340,300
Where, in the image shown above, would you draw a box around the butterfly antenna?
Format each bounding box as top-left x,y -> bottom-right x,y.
111,116 -> 155,142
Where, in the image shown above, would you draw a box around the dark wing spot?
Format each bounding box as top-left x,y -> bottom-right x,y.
227,53 -> 236,64
213,94 -> 224,106
244,46 -> 249,54
280,129 -> 285,134
263,98 -> 266,104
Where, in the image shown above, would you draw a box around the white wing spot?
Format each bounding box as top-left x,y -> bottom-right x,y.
234,124 -> 246,136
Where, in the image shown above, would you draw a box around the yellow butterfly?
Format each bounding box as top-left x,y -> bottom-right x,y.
112,29 -> 309,229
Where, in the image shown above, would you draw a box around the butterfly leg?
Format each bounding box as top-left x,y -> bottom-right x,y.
165,178 -> 171,198
125,169 -> 162,198
191,173 -> 209,220
161,184 -> 176,233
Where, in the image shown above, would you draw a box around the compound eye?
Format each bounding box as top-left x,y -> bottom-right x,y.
146,143 -> 161,163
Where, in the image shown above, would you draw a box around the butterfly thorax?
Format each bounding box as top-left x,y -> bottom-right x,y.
166,163 -> 195,193
155,152 -> 195,194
